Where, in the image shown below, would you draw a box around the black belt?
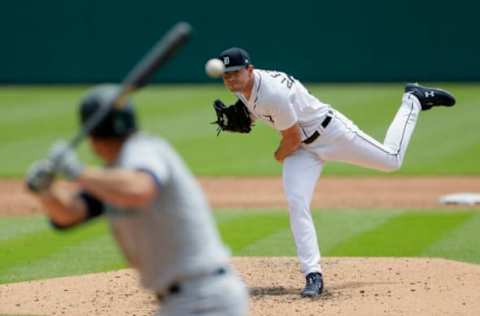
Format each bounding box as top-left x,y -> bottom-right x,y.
302,113 -> 333,145
156,267 -> 227,302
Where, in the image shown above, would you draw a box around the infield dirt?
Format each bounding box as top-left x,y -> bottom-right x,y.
1,176 -> 480,215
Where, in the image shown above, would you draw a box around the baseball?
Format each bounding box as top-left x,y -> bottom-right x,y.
205,58 -> 225,78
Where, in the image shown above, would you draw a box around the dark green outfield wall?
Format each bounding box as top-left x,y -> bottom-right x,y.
1,0 -> 478,83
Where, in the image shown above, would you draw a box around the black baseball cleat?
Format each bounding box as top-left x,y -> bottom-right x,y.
301,272 -> 324,297
405,83 -> 456,111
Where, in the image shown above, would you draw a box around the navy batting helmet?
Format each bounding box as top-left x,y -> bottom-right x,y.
79,84 -> 137,138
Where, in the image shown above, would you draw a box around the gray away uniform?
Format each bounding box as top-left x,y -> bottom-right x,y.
96,133 -> 248,316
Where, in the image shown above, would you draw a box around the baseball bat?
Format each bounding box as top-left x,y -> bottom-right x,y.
69,21 -> 192,150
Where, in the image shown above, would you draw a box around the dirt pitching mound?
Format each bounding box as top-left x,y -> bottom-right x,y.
1,257 -> 479,316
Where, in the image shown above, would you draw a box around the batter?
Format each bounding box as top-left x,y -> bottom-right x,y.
26,84 -> 250,315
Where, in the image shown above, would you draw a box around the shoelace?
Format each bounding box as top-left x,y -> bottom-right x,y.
306,275 -> 317,285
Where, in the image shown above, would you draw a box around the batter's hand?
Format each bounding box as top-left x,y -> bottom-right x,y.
26,160 -> 55,193
49,140 -> 85,180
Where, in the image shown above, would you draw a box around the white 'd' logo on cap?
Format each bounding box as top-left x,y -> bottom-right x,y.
223,56 -> 230,65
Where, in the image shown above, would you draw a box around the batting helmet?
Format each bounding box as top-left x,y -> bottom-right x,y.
79,84 -> 137,138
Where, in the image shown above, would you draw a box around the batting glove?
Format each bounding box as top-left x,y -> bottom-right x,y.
48,140 -> 85,180
25,160 -> 55,193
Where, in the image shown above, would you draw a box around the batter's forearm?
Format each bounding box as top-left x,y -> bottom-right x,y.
78,168 -> 156,208
38,186 -> 87,227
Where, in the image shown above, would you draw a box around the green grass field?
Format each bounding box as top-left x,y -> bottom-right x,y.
0,210 -> 479,284
0,83 -> 479,177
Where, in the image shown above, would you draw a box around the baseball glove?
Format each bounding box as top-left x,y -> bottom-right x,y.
212,99 -> 252,135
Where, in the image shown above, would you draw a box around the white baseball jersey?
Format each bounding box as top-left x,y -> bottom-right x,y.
105,133 -> 230,292
232,68 -> 424,280
236,69 -> 332,140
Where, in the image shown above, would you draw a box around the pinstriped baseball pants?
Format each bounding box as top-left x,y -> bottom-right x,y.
156,269 -> 249,316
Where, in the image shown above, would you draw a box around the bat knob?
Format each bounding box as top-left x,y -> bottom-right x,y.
175,22 -> 193,38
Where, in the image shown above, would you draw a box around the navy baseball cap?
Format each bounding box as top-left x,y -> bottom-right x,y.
218,47 -> 251,72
